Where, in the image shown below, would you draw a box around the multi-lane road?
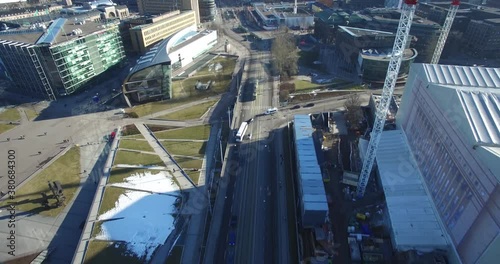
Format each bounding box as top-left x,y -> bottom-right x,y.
232,51 -> 275,264
209,6 -> 377,264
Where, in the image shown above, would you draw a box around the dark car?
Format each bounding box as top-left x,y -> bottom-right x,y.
291,105 -> 301,110
228,230 -> 236,246
230,215 -> 238,227
304,103 -> 315,108
247,117 -> 254,123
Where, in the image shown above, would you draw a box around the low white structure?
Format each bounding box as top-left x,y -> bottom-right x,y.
167,25 -> 218,69
376,130 -> 449,252
293,115 -> 329,228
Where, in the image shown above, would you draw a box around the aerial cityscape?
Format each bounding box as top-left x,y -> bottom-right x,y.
0,0 -> 498,263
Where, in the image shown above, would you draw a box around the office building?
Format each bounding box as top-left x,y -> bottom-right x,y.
464,19 -> 500,58
364,8 -> 441,63
246,2 -> 314,30
336,26 -> 417,86
128,10 -> 196,54
0,18 -> 125,100
395,63 -> 500,264
137,0 -> 200,25
123,25 -> 216,105
313,9 -> 367,43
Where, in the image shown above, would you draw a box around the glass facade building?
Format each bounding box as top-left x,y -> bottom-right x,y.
123,63 -> 172,104
0,19 -> 125,100
48,27 -> 125,94
123,36 -> 172,106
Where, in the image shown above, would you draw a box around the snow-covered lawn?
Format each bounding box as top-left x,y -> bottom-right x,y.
96,171 -> 180,261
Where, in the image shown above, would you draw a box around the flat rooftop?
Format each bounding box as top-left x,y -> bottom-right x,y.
170,30 -> 214,52
485,18 -> 500,25
361,48 -> 417,61
339,25 -> 393,38
0,17 -> 118,45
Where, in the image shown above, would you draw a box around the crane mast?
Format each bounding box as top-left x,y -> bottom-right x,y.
431,0 -> 460,64
356,0 -> 418,198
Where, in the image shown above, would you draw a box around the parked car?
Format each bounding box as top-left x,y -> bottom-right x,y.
304,103 -> 315,108
265,107 -> 278,115
291,105 -> 301,110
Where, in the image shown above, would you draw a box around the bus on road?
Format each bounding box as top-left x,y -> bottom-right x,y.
235,121 -> 248,142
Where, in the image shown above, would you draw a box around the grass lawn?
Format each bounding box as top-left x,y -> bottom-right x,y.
195,56 -> 237,76
162,141 -> 206,158
97,186 -> 127,216
172,56 -> 236,98
175,157 -> 202,184
24,108 -> 39,121
126,99 -> 194,117
108,168 -> 156,184
176,157 -> 203,170
165,245 -> 183,264
113,150 -> 164,166
0,123 -> 16,134
84,241 -> 144,264
158,100 -> 218,120
173,75 -> 232,99
154,125 -> 210,140
0,147 -> 80,217
186,171 -> 201,185
119,139 -> 154,152
0,108 -> 20,121
292,79 -> 323,92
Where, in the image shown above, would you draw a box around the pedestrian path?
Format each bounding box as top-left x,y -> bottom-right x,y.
135,123 -> 195,190
142,95 -> 222,120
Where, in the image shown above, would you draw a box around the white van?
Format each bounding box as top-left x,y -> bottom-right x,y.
265,107 -> 278,115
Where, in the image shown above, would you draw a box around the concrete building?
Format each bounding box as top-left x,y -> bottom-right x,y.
395,63 -> 500,264
129,10 -> 196,54
313,9 -> 367,43
344,0 -> 385,10
292,115 -> 329,228
0,5 -> 64,21
123,25 -> 217,105
199,0 -> 216,22
137,0 -> 200,25
363,8 -> 441,63
247,2 -> 315,30
464,18 -> 500,58
335,26 -> 417,86
0,18 -> 125,100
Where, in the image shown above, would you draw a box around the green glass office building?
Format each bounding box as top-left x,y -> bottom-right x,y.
0,18 -> 125,100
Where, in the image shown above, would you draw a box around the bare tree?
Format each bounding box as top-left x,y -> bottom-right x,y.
271,29 -> 299,78
344,93 -> 363,130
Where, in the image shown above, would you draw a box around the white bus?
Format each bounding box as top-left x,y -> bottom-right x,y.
235,121 -> 249,142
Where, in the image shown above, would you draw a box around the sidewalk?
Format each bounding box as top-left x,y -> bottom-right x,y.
181,122 -> 220,264
141,95 -> 222,119
72,128 -> 122,264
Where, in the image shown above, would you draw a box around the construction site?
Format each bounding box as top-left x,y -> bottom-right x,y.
288,1 -> 477,263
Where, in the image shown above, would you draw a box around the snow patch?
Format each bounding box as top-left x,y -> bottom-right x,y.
96,171 -> 180,261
